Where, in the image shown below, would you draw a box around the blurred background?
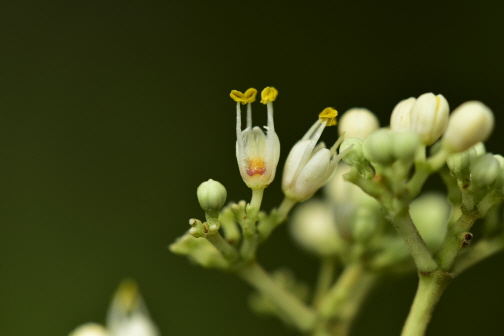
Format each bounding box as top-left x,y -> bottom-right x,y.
2,1 -> 504,335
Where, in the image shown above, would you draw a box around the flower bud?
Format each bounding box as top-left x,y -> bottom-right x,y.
391,131 -> 420,162
473,142 -> 486,156
338,108 -> 380,140
410,93 -> 449,145
410,192 -> 449,251
442,101 -> 494,153
362,129 -> 394,165
197,179 -> 227,217
69,324 -> 110,336
470,153 -> 500,186
390,97 -> 416,131
289,200 -> 341,256
446,147 -> 477,179
340,138 -> 365,166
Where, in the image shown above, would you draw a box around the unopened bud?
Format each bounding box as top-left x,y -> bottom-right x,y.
391,131 -> 420,161
362,129 -> 394,165
197,179 -> 227,217
390,97 -> 416,131
442,101 -> 494,153
410,192 -> 449,251
410,93 -> 450,145
470,153 -> 500,186
290,200 -> 341,256
340,138 -> 365,166
338,108 -> 380,140
446,147 -> 477,179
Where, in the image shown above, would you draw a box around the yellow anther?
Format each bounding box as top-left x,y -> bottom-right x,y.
260,87 -> 278,104
319,107 -> 338,126
230,88 -> 257,105
117,279 -> 138,312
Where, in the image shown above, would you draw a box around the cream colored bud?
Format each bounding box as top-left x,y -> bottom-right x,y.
69,324 -> 110,336
338,108 -> 380,140
442,101 -> 494,153
289,200 -> 341,256
390,97 -> 416,131
410,192 -> 449,252
410,93 -> 449,145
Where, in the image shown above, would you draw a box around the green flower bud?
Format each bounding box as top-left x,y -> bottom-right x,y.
446,147 -> 477,179
362,129 -> 394,165
470,154 -> 500,186
391,131 -> 420,161
410,192 -> 449,252
340,138 -> 365,166
289,200 -> 342,256
197,179 -> 227,217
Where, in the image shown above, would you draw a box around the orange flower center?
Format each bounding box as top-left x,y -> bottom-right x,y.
247,158 -> 267,176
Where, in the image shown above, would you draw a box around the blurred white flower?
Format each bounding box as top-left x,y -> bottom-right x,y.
69,280 -> 160,336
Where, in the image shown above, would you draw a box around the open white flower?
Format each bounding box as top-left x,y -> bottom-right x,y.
231,87 -> 280,190
69,280 -> 160,336
282,108 -> 347,202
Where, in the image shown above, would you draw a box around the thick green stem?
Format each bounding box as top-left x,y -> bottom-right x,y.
318,262 -> 365,318
312,257 -> 337,308
315,262 -> 379,336
390,212 -> 438,274
235,261 -> 316,332
401,271 -> 452,336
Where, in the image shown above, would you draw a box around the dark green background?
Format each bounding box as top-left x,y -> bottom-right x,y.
2,2 -> 504,335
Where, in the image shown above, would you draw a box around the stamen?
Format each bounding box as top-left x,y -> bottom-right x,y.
319,107 -> 338,126
230,88 -> 257,105
260,87 -> 278,104
246,103 -> 252,130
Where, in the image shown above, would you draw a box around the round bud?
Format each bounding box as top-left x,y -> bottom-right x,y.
69,324 -> 109,336
362,129 -> 394,165
390,97 -> 416,131
410,192 -> 449,251
289,200 -> 341,256
338,108 -> 380,140
391,131 -> 420,161
197,179 -> 227,217
442,101 -> 494,153
410,93 -> 450,145
470,154 -> 500,186
446,147 -> 477,178
340,138 -> 365,167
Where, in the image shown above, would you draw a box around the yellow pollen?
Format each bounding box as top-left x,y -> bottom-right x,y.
230,88 -> 257,105
260,87 -> 278,104
319,107 -> 338,126
247,158 -> 267,176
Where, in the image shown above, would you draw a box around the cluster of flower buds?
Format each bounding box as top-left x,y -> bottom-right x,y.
391,93 -> 494,154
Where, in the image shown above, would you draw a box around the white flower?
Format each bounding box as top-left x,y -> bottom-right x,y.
231,87 -> 280,189
69,280 -> 160,336
282,108 -> 347,202
409,92 -> 449,145
338,108 -> 380,139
